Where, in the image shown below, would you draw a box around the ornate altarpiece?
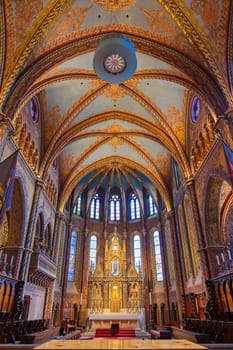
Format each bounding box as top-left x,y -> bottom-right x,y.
87,229 -> 145,328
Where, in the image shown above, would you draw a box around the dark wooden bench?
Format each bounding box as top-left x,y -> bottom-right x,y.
172,327 -> 211,343
21,328 -> 57,344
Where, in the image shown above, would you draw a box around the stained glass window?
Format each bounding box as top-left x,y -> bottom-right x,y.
90,235 -> 97,270
73,195 -> 82,216
153,230 -> 163,281
109,193 -> 121,221
147,194 -> 157,216
90,193 -> 100,220
130,193 -> 141,220
68,231 -> 77,281
134,234 -> 141,272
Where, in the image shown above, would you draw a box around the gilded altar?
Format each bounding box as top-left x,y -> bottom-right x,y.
87,228 -> 144,329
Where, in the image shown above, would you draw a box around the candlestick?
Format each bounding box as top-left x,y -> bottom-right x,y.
216,255 -> 220,265
221,252 -> 225,262
80,293 -> 83,305
228,249 -> 232,260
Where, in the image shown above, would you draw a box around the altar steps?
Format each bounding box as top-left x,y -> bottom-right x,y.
118,328 -> 135,337
95,328 -> 112,337
95,328 -> 135,338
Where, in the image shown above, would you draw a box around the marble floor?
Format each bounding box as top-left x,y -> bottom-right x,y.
34,339 -> 207,350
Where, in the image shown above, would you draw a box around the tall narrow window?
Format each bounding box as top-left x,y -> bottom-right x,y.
154,230 -> 163,281
109,193 -> 120,221
133,234 -> 141,272
90,193 -> 100,220
90,235 -> 97,270
147,194 -> 157,216
73,195 -> 82,215
130,193 -> 141,220
68,231 -> 77,281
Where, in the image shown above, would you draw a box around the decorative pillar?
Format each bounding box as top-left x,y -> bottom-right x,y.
185,179 -> 210,280
159,213 -> 171,324
60,222 -> 73,322
103,230 -> 108,277
164,210 -> 184,324
19,178 -> 45,281
123,230 -> 127,277
79,228 -> 88,322
0,112 -> 14,160
52,211 -> 65,263
142,227 -> 151,323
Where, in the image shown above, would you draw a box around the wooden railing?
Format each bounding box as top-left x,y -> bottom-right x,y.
183,318 -> 233,343
0,318 -> 50,344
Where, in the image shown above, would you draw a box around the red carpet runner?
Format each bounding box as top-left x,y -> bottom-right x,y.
95,328 -> 135,339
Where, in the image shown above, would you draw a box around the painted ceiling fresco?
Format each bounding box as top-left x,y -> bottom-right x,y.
1,0 -> 232,210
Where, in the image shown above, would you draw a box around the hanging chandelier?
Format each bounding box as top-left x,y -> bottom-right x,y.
93,34 -> 137,84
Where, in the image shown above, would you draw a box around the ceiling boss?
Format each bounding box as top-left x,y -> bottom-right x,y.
93,0 -> 137,83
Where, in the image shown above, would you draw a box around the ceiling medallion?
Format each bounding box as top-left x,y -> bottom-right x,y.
93,0 -> 137,12
93,34 -> 137,84
104,54 -> 126,74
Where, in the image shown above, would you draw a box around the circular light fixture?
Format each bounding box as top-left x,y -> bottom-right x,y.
104,54 -> 126,74
93,35 -> 137,84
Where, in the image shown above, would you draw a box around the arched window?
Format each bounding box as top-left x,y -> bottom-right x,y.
73,195 -> 82,216
90,235 -> 97,270
130,193 -> 141,220
68,231 -> 77,281
153,230 -> 163,281
109,193 -> 121,221
147,194 -> 158,216
90,193 -> 100,220
133,234 -> 141,272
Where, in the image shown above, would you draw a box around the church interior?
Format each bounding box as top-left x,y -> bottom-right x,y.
0,0 -> 233,347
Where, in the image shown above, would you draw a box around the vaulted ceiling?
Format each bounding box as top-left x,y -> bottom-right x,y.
1,0 -> 232,212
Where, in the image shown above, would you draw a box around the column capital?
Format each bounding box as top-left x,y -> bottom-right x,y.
0,112 -> 14,133
163,210 -> 175,220
55,210 -> 65,220
214,111 -> 233,149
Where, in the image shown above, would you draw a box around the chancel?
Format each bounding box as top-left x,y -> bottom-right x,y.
0,0 -> 233,348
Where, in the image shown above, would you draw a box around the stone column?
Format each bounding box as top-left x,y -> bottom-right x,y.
52,211 -> 65,263
186,179 -> 210,280
103,230 -> 108,277
19,178 -> 45,281
0,112 -> 14,160
79,228 -> 88,322
60,222 -> 72,322
163,210 -> 184,324
159,214 -> 171,323
123,230 -> 127,277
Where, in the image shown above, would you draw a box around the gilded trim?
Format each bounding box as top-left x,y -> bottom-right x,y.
158,0 -> 233,106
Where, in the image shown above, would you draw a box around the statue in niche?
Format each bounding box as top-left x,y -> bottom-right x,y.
111,258 -> 120,276
128,283 -> 140,313
91,283 -> 103,313
129,283 -> 138,299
